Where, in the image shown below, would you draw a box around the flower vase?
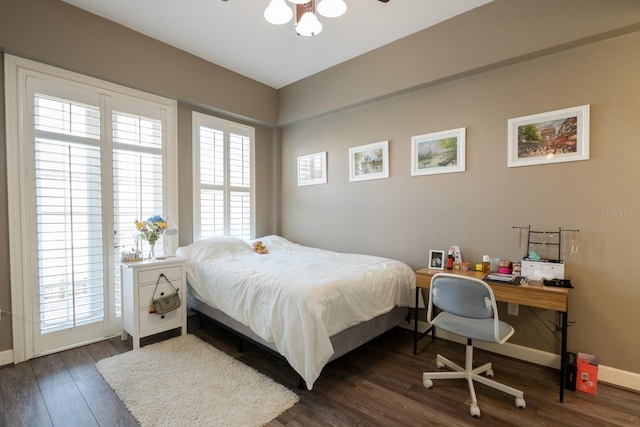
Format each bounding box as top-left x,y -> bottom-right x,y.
148,242 -> 156,261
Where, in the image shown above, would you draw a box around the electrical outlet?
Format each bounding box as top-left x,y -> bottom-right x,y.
507,303 -> 519,316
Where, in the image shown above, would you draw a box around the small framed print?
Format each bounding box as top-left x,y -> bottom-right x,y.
297,151 -> 327,186
411,127 -> 466,176
349,140 -> 389,182
429,250 -> 446,270
507,104 -> 590,167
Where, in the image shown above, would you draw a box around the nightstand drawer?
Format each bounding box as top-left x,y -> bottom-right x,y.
138,265 -> 182,284
138,280 -> 182,310
139,307 -> 181,333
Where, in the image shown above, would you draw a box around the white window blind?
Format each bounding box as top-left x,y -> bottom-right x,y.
34,95 -> 104,333
113,111 -> 164,257
229,133 -> 252,240
229,133 -> 251,188
229,190 -> 251,239
194,113 -> 254,241
199,126 -> 225,237
112,110 -> 165,319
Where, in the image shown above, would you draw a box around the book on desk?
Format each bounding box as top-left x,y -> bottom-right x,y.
484,273 -> 526,285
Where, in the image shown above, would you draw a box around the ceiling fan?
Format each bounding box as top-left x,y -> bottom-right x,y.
265,0 -> 391,36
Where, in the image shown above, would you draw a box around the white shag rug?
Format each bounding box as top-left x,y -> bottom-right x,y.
96,334 -> 299,427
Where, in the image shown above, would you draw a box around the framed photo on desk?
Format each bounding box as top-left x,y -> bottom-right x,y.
428,250 -> 445,270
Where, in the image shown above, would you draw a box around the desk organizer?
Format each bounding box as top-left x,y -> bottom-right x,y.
521,259 -> 565,280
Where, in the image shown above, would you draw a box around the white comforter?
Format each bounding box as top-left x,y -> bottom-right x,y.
177,235 -> 416,389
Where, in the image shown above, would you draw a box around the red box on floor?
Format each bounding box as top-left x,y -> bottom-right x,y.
576,352 -> 598,395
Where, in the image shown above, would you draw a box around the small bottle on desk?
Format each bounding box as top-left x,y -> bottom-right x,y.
446,253 -> 454,269
482,255 -> 491,274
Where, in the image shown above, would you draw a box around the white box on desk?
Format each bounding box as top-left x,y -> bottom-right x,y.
521,260 -> 564,280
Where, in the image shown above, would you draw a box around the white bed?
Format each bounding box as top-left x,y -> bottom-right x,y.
177,235 -> 417,389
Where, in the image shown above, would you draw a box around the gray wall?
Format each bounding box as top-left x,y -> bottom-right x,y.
279,1 -> 640,374
0,0 -> 280,352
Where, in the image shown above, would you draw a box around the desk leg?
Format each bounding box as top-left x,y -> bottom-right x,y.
413,288 -> 419,355
559,309 -> 568,403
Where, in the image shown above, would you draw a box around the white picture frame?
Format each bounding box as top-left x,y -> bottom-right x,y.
349,140 -> 389,182
429,250 -> 446,270
507,104 -> 590,167
297,151 -> 327,186
411,127 -> 466,176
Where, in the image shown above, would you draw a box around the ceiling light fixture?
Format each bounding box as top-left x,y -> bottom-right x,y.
264,0 -> 347,37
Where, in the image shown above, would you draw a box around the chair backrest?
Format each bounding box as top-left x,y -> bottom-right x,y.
428,273 -> 495,318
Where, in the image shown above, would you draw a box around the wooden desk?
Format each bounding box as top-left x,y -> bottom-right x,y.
414,268 -> 570,402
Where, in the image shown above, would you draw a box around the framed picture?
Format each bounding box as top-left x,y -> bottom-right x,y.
349,140 -> 389,182
507,104 -> 590,168
411,127 -> 466,176
428,250 -> 445,270
297,151 -> 327,186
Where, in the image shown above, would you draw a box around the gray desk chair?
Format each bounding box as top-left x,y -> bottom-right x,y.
423,273 -> 526,417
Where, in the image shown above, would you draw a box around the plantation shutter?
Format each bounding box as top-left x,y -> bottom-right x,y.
194,113 -> 254,241
34,94 -> 104,333
112,112 -> 164,314
199,126 -> 225,237
228,133 -> 251,240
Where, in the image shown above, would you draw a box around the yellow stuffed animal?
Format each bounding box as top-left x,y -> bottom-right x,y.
253,240 -> 268,254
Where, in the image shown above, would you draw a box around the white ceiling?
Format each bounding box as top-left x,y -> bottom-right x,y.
61,0 -> 492,89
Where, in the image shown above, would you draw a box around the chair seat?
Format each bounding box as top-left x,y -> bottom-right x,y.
432,312 -> 514,343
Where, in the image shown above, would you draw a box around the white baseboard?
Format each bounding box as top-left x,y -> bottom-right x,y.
0,349 -> 14,367
598,365 -> 640,392
401,320 -> 640,392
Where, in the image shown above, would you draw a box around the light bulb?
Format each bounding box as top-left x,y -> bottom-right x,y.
317,0 -> 346,18
288,0 -> 308,4
264,0 -> 293,25
296,11 -> 323,36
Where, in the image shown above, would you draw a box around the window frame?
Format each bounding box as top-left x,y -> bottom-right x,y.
192,112 -> 255,242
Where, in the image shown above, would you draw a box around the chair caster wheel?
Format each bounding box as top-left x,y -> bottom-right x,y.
470,405 -> 481,417
486,368 -> 494,378
423,378 -> 433,389
515,397 -> 526,408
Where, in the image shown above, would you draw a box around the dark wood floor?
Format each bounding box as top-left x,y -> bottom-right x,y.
1,315 -> 639,427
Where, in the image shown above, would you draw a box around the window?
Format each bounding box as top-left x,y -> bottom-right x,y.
34,95 -> 104,333
193,113 -> 255,241
112,106 -> 168,316
5,55 -> 178,361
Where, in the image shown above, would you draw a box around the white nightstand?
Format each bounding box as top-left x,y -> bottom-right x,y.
120,257 -> 187,349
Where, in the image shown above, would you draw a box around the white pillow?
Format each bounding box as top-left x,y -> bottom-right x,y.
178,237 -> 252,260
